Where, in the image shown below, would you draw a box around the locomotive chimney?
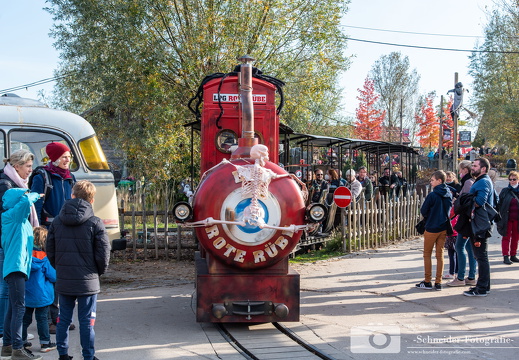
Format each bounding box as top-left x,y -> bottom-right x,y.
231,55 -> 259,159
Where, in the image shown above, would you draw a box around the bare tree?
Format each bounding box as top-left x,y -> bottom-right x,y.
370,52 -> 420,142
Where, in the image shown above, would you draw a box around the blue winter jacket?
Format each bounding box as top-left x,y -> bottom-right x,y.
469,174 -> 494,207
26,249 -> 56,308
421,183 -> 453,233
1,188 -> 40,279
31,170 -> 75,224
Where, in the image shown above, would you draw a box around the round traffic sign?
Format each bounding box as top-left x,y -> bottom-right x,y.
333,186 -> 352,208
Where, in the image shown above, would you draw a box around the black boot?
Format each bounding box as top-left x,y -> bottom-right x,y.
59,355 -> 73,360
504,255 -> 512,265
510,255 -> 519,262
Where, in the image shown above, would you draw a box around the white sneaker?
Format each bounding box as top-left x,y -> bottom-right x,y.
442,273 -> 455,279
27,333 -> 35,340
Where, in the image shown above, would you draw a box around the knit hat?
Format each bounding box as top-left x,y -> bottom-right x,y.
46,142 -> 70,162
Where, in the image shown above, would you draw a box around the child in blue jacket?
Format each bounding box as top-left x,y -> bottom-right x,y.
22,226 -> 57,353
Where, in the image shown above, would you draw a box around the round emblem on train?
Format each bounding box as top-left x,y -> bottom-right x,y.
192,159 -> 306,269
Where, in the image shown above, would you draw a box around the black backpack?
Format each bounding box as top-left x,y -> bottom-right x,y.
28,166 -> 54,199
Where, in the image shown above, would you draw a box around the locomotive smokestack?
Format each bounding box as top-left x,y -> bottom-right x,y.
231,55 -> 259,159
239,55 -> 255,140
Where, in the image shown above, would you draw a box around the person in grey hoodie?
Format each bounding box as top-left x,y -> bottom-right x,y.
416,170 -> 453,291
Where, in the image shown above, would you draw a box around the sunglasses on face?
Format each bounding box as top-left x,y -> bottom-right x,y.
510,178 -> 518,181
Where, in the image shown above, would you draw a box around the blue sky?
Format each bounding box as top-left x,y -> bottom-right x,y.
0,0 -> 494,124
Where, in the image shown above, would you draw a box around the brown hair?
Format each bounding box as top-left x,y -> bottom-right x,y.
33,226 -> 48,250
327,169 -> 339,181
432,170 -> 446,183
475,157 -> 490,173
72,180 -> 96,203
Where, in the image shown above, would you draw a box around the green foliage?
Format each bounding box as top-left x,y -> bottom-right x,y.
469,4 -> 519,154
354,152 -> 367,171
46,0 -> 351,180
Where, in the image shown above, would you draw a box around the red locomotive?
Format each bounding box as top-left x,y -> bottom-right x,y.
173,56 -> 326,322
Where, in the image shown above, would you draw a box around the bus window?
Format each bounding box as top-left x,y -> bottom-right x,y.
79,136 -> 110,170
9,131 -> 77,170
0,131 -> 5,160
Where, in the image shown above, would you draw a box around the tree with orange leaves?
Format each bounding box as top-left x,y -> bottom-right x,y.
415,94 -> 439,149
354,77 -> 386,140
441,98 -> 454,148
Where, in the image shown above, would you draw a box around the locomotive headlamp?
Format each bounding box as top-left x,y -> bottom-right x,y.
307,203 -> 327,223
173,202 -> 193,222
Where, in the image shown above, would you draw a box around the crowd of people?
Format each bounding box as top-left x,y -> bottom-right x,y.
0,144 -> 110,360
416,157 -> 518,296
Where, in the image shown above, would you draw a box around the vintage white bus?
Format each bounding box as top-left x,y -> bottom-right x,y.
0,94 -> 122,243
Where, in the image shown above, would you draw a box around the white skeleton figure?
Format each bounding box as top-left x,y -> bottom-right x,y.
230,144 -> 288,226
185,144 -> 307,233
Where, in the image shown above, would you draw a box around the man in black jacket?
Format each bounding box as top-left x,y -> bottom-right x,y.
47,181 -> 110,360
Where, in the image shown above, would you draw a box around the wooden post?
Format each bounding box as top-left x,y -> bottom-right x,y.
142,193 -> 147,261
153,204 -> 158,259
177,224 -> 182,261
453,73 -> 459,173
164,197 -> 169,260
131,205 -> 136,261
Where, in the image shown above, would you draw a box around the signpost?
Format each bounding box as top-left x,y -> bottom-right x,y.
334,186 -> 352,252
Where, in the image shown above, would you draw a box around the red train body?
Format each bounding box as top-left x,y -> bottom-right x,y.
176,56 -> 323,322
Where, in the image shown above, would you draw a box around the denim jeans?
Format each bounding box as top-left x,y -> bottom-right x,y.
57,294 -> 97,360
455,234 -> 477,280
472,238 -> 491,292
3,272 -> 26,349
0,248 -> 9,336
23,306 -> 50,344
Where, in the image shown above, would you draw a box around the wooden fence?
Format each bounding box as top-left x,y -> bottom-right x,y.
116,188 -> 426,260
339,190 -> 422,253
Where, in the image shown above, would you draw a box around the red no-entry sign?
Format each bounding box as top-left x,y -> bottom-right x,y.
333,186 -> 352,208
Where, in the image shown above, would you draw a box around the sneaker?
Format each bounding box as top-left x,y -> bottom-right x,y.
463,287 -> 488,297
434,283 -> 442,291
69,324 -> 76,331
11,347 -> 42,359
27,334 -> 34,341
40,342 -> 56,353
415,281 -> 433,290
447,278 -> 466,286
58,354 -> 73,360
1,345 -> 12,358
442,273 -> 455,279
465,278 -> 477,286
23,342 -> 32,349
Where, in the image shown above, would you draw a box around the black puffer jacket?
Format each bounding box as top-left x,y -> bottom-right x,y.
47,198 -> 110,296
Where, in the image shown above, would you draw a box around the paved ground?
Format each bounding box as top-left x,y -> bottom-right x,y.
25,178 -> 517,359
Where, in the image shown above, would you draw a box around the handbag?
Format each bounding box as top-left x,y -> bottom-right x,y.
415,218 -> 426,235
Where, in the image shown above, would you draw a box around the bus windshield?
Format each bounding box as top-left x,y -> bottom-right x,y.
79,136 -> 110,170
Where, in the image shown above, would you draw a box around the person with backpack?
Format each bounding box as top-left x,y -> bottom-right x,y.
30,142 -> 75,226
30,142 -> 76,335
0,150 -> 38,345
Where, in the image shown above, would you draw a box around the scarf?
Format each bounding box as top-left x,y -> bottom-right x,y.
45,163 -> 72,180
2,163 -> 39,227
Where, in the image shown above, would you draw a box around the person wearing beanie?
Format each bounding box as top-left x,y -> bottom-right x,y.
30,142 -> 77,335
30,142 -> 75,226
345,169 -> 362,200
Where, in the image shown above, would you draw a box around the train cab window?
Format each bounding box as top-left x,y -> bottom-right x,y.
78,135 -> 110,170
216,130 -> 238,153
9,131 -> 78,171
